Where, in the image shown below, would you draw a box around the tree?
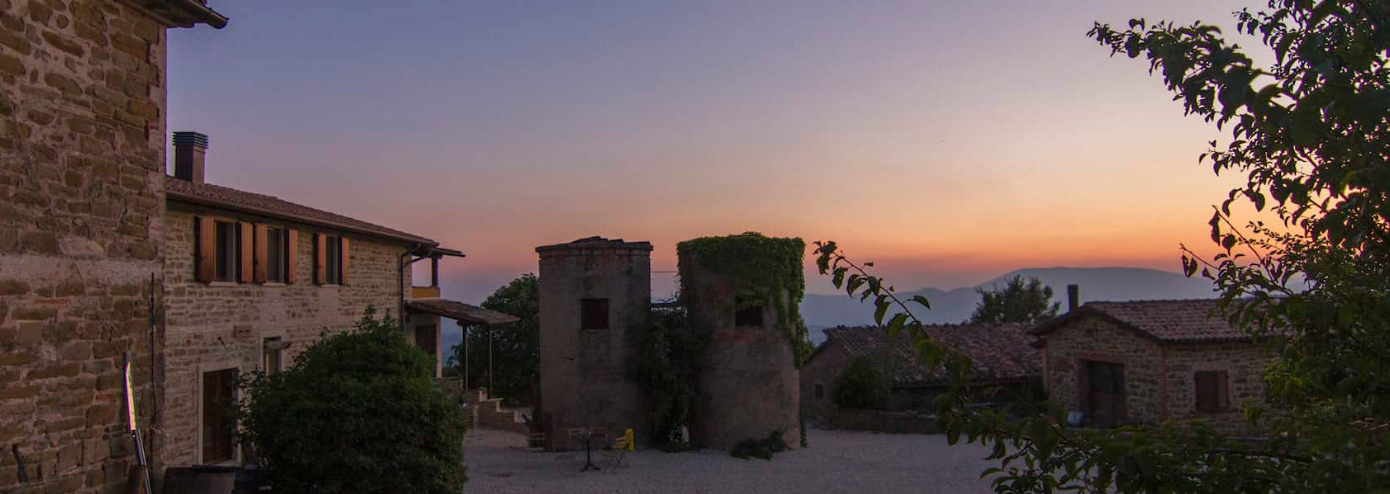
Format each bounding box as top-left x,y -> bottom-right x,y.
969,275 -> 1060,325
813,1 -> 1390,491
452,273 -> 539,403
831,355 -> 892,411
239,307 -> 466,493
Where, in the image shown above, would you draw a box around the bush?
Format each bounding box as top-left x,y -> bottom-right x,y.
831,355 -> 891,410
239,308 -> 466,493
730,429 -> 788,460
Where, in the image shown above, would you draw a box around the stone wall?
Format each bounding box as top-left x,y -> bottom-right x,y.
681,252 -> 800,451
0,1 -> 171,492
799,339 -> 849,423
161,203 -> 413,469
535,240 -> 651,450
1041,314 -> 1272,434
825,409 -> 937,435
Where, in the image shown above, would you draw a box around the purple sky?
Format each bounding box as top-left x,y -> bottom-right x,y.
168,0 -> 1264,303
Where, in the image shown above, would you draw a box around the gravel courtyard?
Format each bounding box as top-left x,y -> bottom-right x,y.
463,428 -> 1000,493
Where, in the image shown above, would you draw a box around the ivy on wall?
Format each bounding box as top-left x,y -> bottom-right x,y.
676,232 -> 812,367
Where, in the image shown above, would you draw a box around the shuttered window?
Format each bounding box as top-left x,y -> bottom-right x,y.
214,221 -> 237,282
264,228 -> 288,283
1195,370 -> 1229,412
325,236 -> 342,285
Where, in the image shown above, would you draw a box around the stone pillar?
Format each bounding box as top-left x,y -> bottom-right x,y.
536,237 -> 652,449
680,250 -> 801,451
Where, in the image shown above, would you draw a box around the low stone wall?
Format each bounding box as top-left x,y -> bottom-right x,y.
826,409 -> 938,435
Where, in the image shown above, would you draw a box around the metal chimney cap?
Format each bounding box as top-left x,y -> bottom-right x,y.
171,131 -> 209,148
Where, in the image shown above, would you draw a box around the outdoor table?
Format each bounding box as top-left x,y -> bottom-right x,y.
580,431 -> 605,472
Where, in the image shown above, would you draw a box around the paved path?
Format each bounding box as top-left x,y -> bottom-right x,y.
463,428 -> 999,493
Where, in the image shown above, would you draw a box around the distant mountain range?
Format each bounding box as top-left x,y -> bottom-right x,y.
801,267 -> 1219,344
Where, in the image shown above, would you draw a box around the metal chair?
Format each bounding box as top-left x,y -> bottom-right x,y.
601,428 -> 635,470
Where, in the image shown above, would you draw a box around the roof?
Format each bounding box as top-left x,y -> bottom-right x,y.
821,323 -> 1039,387
406,299 -> 520,326
536,236 -> 653,253
166,179 -> 437,246
1028,299 -> 1250,344
128,0 -> 229,28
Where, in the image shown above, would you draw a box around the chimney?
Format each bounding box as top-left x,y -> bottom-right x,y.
172,131 -> 208,183
1067,284 -> 1080,312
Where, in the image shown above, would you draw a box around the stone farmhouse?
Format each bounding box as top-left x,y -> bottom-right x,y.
1,1 -> 226,493
0,2 -> 514,492
1029,299 -> 1275,435
800,323 -> 1039,422
158,132 -> 515,469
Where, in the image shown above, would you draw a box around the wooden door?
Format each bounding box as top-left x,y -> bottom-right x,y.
202,368 -> 238,464
1085,361 -> 1126,427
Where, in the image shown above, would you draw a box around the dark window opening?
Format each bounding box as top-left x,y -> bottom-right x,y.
325,236 -> 342,285
814,383 -> 825,400
735,305 -> 764,327
214,221 -> 237,282
1195,370 -> 1229,413
266,228 -> 288,283
580,298 -> 609,330
202,368 -> 238,464
263,337 -> 283,374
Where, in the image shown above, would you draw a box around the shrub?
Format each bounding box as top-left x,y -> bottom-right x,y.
831,355 -> 891,410
239,307 -> 466,494
730,429 -> 788,460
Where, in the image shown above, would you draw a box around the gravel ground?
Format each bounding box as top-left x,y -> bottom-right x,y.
463,427 -> 999,493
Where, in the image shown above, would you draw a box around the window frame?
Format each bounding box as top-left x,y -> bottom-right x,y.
265,227 -> 288,283
734,304 -> 765,327
214,220 -> 238,282
263,337 -> 283,374
325,235 -> 342,285
1194,370 -> 1229,413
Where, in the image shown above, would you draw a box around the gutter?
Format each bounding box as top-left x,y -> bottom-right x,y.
172,0 -> 229,28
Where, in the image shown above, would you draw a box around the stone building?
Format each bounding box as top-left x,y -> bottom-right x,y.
159,132 -> 515,469
679,244 -> 800,451
801,323 -> 1039,422
535,237 -> 652,450
1030,299 -> 1275,435
0,1 -> 225,493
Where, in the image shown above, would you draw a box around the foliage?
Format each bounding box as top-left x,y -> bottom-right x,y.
633,299 -> 711,448
730,429 -> 789,461
239,307 -> 466,494
676,232 -> 812,366
812,1 -> 1390,492
969,275 -> 1060,325
451,273 -> 539,404
831,355 -> 892,411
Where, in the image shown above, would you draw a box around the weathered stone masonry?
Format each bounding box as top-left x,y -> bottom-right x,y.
0,2 -> 171,492
161,203 -> 413,469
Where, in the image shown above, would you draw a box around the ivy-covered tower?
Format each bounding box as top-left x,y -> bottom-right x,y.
678,233 -> 806,450
536,237 -> 653,449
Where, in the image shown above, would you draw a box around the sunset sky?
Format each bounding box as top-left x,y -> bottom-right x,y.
167,0 -> 1265,303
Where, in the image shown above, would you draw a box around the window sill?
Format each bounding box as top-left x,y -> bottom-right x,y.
207,281 -> 238,287
263,282 -> 287,287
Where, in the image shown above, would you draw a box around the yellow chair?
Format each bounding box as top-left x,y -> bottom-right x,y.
602,428 -> 635,469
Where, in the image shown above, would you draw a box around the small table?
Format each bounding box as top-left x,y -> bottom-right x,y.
580,432 -> 604,472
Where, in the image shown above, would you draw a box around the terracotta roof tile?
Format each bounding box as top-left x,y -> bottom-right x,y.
822,323 -> 1039,386
1030,299 -> 1248,343
166,179 -> 436,246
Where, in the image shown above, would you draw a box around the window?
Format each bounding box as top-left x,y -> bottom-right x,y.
580,298 -> 609,330
1195,370 -> 1229,413
263,337 -> 283,374
814,383 -> 825,400
201,368 -> 238,464
325,236 -> 342,285
735,305 -> 764,327
214,221 -> 238,282
266,228 -> 288,283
